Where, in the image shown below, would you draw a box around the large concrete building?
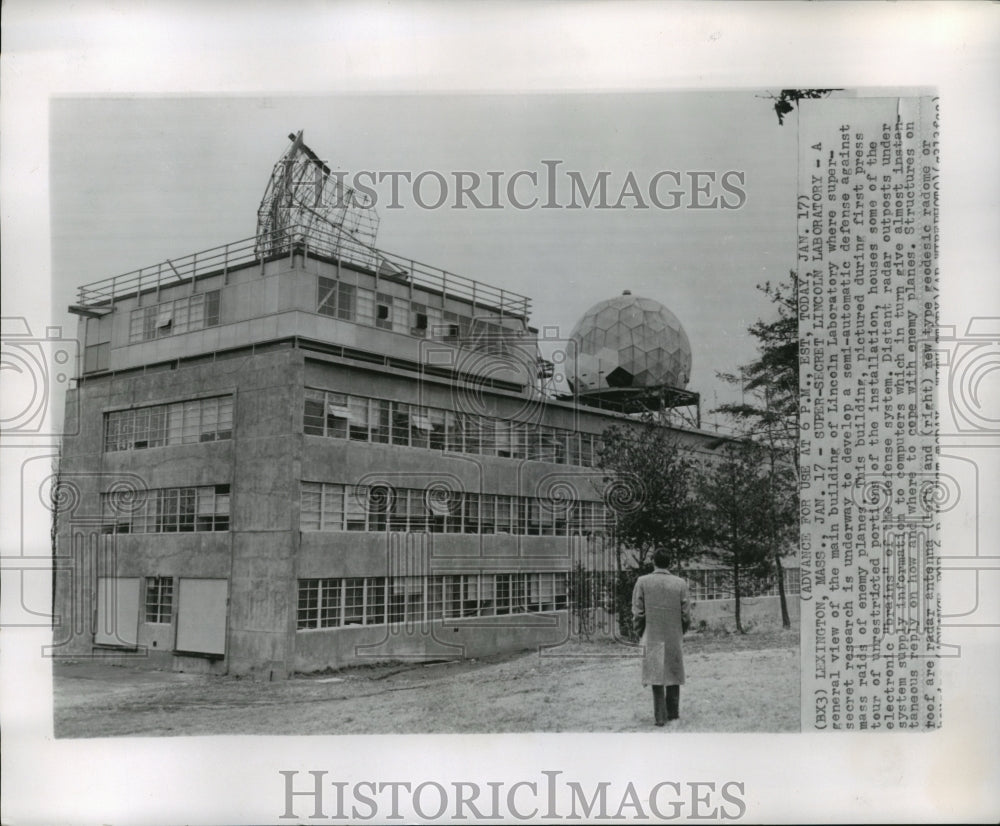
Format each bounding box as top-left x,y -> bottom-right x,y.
53,134 -> 797,678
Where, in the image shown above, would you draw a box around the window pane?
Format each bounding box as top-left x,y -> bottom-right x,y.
325,393 -> 349,438
301,483 -> 322,531
343,578 -> 365,625
346,486 -> 367,531
320,579 -> 342,628
318,277 -> 338,317
204,291 -> 220,327
319,484 -> 342,531
371,399 -> 392,444
355,289 -> 375,326
428,408 -> 446,451
391,403 -> 410,446
410,407 -> 430,449
348,397 -> 370,441
201,397 -> 219,441
337,282 -> 356,321
298,580 -> 319,629
463,493 -> 479,534
365,578 -> 386,625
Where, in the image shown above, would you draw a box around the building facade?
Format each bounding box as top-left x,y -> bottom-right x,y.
55,223 -> 796,678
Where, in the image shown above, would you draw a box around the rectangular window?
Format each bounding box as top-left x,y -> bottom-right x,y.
495,496 -> 513,534
325,392 -> 350,439
304,389 -> 325,435
297,579 -> 344,630
105,396 -> 233,452
322,484 -> 345,530
443,311 -> 461,343
461,415 -> 480,454
410,302 -> 429,337
406,489 -> 428,533
301,482 -> 322,531
391,403 -> 411,446
317,278 -> 357,321
204,290 -> 221,327
480,419 -> 496,456
427,408 -> 446,451
388,490 -> 410,531
528,573 -> 557,612
372,399 -> 392,444
463,493 -> 480,535
348,397 -> 370,441
144,577 -> 173,623
318,276 -> 338,317
297,579 -> 319,630
103,485 -> 229,534
343,578 -> 365,625
345,486 -> 368,531
375,292 -> 394,330
443,576 -> 463,619
410,407 -> 431,449
368,486 -> 390,532
427,577 -> 444,620
129,292 -> 219,344
444,411 -> 461,452
299,389 -> 597,471
355,288 -> 375,326
365,578 -> 386,625
495,420 -> 512,458
337,282 -> 356,321
320,580 -> 342,628
480,494 -> 496,535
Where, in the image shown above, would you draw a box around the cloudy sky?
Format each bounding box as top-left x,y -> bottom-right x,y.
50,92 -> 798,421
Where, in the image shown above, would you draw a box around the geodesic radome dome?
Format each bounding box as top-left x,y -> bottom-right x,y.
567,291 -> 692,393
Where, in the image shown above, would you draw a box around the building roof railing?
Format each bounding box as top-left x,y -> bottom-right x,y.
74,223 -> 532,320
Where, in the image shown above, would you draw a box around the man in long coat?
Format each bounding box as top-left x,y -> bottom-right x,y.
632,547 -> 691,726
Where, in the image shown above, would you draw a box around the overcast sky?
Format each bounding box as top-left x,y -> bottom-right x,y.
50,92 -> 798,421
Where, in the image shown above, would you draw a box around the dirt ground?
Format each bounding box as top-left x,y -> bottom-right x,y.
53,629 -> 799,737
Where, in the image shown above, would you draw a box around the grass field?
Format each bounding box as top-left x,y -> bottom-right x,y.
53,627 -> 799,737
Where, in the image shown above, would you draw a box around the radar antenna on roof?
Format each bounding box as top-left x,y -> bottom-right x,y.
255,131 -> 382,270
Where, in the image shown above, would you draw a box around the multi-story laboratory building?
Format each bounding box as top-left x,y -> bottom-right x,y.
54,134 -> 797,678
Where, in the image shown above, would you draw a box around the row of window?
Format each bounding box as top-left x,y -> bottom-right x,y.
296,572 -> 569,630
102,485 -> 231,533
145,568 -> 800,632
317,276 -> 522,354
304,388 -> 602,466
104,396 -> 234,452
128,290 -> 221,343
685,567 -> 802,601
301,482 -> 612,535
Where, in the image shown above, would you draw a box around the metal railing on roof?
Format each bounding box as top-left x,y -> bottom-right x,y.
75,223 -> 532,320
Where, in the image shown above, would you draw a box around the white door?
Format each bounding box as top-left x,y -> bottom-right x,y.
94,577 -> 140,647
175,578 -> 228,656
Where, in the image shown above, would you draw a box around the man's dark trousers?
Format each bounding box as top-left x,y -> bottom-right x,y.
652,685 -> 680,725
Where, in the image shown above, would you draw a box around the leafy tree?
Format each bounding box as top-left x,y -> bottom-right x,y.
715,272 -> 800,627
694,440 -> 774,634
598,418 -> 698,639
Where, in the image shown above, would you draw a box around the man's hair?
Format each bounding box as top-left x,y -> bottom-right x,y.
653,547 -> 671,569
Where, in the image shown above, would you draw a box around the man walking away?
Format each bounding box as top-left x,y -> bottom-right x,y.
632,547 -> 691,726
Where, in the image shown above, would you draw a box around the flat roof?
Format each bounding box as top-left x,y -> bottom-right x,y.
73,223 -> 532,321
